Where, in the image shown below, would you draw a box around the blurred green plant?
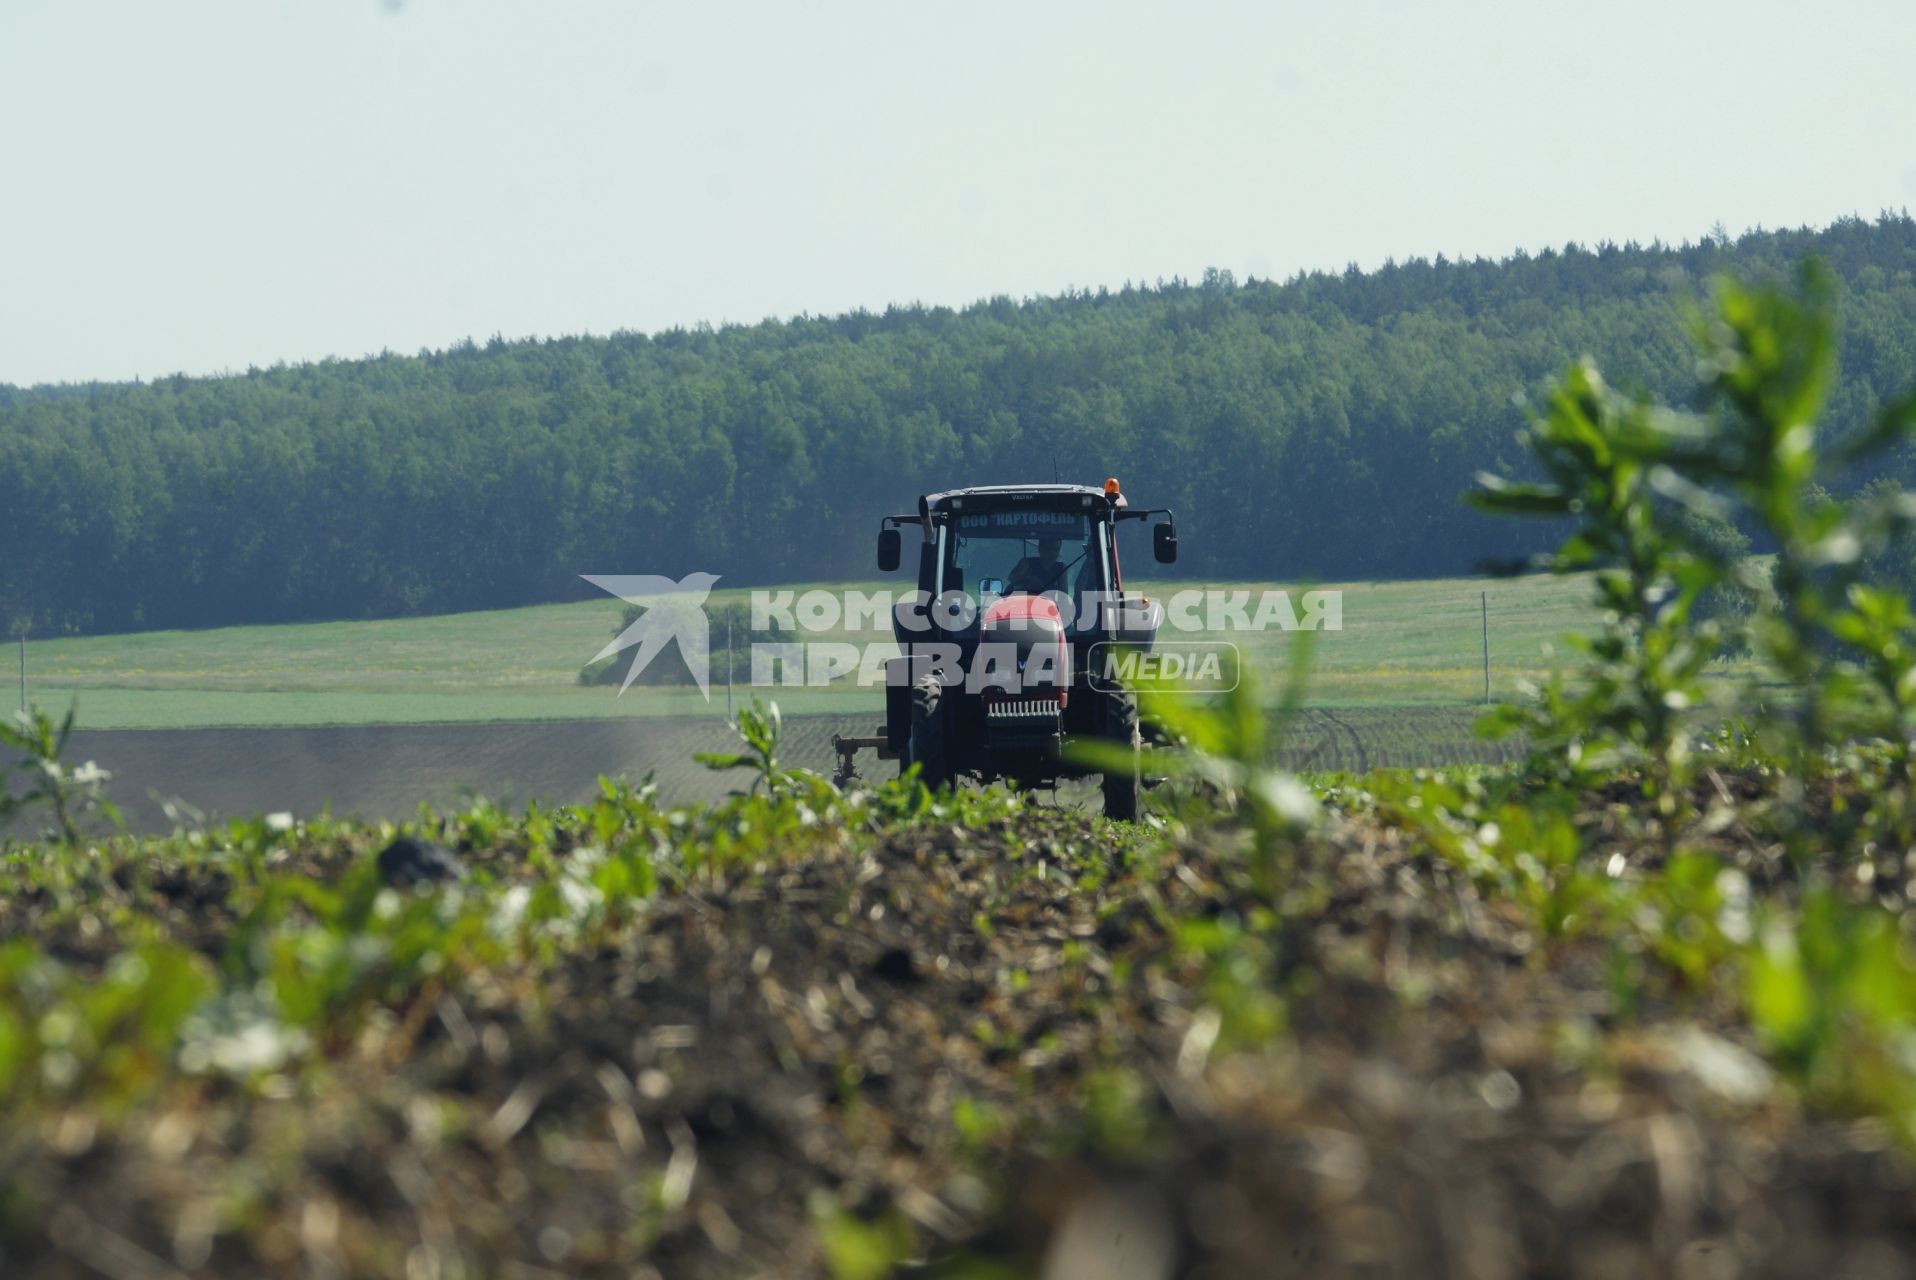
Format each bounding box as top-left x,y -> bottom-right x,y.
1747,890 -> 1916,1142
1477,263 -> 1916,846
1074,648 -> 1318,894
809,1192 -> 918,1280
1669,504 -> 1759,650
1459,261 -> 1916,1148
1372,771 -> 1619,950
0,704 -> 115,845
1472,363 -> 1730,810
224,853 -> 494,1044
0,941 -> 212,1112
1681,266 -> 1916,846
696,699 -> 837,803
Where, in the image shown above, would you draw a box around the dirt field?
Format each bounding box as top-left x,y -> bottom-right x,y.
46,716 -> 863,833
16,707 -> 1523,834
5,759 -> 1909,1278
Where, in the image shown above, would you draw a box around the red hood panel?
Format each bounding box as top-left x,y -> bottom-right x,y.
983,595 -> 1064,626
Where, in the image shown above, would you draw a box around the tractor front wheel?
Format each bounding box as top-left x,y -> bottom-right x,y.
908,675 -> 950,790
1101,691 -> 1141,821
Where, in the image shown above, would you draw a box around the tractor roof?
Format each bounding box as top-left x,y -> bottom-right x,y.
921,483 -> 1112,514
890,481 -> 1147,535
939,483 -> 1106,498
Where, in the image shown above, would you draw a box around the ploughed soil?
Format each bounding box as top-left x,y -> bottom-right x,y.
26,707 -> 1518,834
3,778 -> 1913,1278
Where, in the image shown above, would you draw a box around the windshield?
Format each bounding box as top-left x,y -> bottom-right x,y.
940,510 -> 1108,631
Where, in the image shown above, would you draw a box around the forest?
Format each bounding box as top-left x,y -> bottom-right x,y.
4,214 -> 1916,636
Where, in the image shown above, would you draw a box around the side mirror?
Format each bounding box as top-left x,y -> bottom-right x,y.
1153,523 -> 1179,564
877,527 -> 902,572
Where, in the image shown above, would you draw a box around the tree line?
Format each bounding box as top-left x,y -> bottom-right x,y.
4,214 -> 1916,636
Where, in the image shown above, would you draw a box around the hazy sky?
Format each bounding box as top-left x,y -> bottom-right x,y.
4,0 -> 1912,387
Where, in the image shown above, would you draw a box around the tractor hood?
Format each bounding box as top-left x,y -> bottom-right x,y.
979,594 -> 1071,698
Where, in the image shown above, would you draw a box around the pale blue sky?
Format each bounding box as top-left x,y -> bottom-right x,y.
3,0 -> 1911,386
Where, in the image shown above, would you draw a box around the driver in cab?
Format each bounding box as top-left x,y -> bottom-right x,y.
1007,536 -> 1068,596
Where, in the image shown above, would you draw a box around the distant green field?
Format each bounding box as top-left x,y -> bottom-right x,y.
22,585 -> 880,729
14,571 -> 1731,731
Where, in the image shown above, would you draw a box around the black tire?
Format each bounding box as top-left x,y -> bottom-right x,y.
1101,690 -> 1141,821
907,675 -> 950,790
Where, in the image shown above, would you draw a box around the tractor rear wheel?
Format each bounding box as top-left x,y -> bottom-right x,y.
908,675 -> 950,790
1101,690 -> 1141,821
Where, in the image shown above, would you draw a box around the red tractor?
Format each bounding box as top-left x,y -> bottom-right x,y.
863,478 -> 1178,819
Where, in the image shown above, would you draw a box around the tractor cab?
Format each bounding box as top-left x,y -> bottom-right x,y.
939,505 -> 1103,636
877,480 -> 1175,649
860,479 -> 1178,818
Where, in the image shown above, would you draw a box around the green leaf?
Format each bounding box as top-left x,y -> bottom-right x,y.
1468,475 -> 1574,516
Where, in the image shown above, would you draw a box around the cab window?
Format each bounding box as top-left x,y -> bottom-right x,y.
940,511 -> 1107,631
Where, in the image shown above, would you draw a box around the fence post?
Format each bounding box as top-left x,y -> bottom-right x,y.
1480,592 -> 1490,703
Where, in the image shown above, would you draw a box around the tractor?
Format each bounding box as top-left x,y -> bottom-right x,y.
839,478 -> 1178,819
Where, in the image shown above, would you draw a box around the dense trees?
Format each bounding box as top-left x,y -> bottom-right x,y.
5,215 -> 1916,636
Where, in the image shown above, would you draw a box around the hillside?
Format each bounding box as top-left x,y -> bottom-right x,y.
5,215 -> 1916,637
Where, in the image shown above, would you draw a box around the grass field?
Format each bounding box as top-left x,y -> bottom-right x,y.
1,574 -> 1607,828
16,571 -> 1659,731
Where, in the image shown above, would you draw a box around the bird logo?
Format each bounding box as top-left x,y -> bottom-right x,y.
581,572 -> 721,698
